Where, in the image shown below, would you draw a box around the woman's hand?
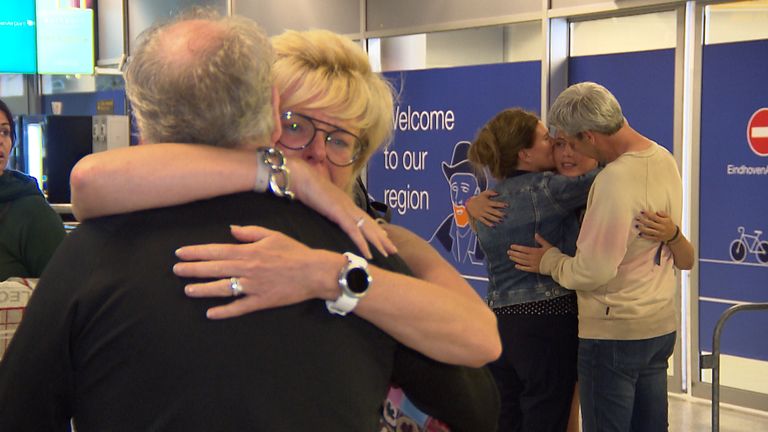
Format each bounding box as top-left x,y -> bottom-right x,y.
636,210 -> 694,270
174,225 -> 343,319
466,190 -> 507,227
287,158 -> 397,259
507,233 -> 553,273
636,210 -> 676,242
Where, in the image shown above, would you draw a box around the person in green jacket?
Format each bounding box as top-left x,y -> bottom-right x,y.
0,99 -> 65,280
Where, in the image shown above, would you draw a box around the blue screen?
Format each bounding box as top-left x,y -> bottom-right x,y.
36,1 -> 94,75
0,1 -> 38,74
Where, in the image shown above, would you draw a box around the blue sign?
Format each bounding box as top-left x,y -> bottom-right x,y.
367,62 -> 541,297
0,1 -> 37,74
698,39 -> 768,360
569,49 -> 675,152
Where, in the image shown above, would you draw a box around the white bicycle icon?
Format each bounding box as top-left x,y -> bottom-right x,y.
729,227 -> 768,264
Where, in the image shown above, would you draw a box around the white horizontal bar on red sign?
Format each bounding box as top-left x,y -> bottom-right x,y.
751,127 -> 768,138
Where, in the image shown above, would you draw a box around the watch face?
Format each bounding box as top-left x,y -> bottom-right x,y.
346,267 -> 370,294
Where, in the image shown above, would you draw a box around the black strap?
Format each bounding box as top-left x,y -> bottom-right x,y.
356,177 -> 392,223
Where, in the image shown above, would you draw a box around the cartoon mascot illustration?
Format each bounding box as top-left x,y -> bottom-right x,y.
429,141 -> 486,265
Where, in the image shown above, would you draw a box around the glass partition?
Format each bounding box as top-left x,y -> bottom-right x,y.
373,22 -> 542,72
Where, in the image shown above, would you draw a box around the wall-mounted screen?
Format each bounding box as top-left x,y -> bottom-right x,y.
0,1 -> 38,74
36,0 -> 95,75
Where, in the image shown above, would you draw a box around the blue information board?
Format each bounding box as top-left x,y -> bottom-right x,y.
698,39 -> 768,360
0,1 -> 37,74
367,62 -> 541,297
569,49 -> 675,152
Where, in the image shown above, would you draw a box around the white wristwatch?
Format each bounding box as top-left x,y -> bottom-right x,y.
325,252 -> 372,316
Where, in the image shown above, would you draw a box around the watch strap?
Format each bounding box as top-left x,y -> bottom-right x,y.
325,296 -> 359,316
325,252 -> 370,316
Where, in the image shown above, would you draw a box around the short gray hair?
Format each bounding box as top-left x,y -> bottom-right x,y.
547,82 -> 624,137
125,8 -> 274,147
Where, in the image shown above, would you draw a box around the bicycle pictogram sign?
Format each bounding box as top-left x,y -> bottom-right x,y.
729,226 -> 768,264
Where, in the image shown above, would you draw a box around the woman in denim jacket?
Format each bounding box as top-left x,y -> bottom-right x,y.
467,108 -> 598,432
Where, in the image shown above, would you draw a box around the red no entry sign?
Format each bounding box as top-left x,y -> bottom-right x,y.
747,108 -> 768,156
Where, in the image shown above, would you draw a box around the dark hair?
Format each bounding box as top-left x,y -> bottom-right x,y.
0,98 -> 16,145
468,108 -> 539,179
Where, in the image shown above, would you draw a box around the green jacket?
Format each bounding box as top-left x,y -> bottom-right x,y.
0,170 -> 66,280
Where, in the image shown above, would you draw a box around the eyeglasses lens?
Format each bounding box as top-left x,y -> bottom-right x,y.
279,112 -> 361,166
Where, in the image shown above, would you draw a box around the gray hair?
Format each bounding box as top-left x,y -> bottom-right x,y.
547,82 -> 625,137
125,8 -> 274,147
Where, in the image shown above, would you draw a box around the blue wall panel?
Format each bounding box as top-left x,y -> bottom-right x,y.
367,62 -> 541,297
699,39 -> 768,361
699,301 -> 768,359
568,49 -> 675,152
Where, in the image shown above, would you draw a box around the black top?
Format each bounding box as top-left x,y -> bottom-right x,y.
0,192 -> 402,431
0,170 -> 66,279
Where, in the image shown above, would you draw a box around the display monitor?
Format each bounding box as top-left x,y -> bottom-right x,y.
0,1 -> 38,74
36,0 -> 94,75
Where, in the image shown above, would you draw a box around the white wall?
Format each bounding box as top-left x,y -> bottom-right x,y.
97,0 -> 124,64
375,21 -> 542,72
570,11 -> 677,56
426,27 -> 504,69
705,2 -> 768,45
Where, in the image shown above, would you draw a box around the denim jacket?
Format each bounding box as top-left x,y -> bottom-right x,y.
476,169 -> 598,308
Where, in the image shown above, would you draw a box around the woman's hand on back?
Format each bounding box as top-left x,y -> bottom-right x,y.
287,158 -> 397,259
466,190 -> 507,228
635,210 -> 676,243
174,225 -> 343,319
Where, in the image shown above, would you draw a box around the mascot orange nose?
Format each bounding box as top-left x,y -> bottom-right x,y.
453,205 -> 470,228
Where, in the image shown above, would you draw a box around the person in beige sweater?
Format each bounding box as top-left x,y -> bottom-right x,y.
508,82 -> 693,432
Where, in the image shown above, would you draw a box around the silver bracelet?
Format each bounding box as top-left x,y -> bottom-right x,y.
256,147 -> 294,200
254,150 -> 270,193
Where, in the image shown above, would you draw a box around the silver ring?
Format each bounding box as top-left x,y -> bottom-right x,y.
356,216 -> 366,228
229,277 -> 243,297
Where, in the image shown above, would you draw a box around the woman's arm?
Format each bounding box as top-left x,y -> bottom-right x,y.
636,210 -> 695,270
666,232 -> 695,270
546,167 -> 600,212
70,144 -> 259,220
366,223 -> 501,363
176,225 -> 502,367
70,144 -> 395,259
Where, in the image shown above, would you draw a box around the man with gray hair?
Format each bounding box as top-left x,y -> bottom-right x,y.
0,10 -> 411,431
124,10 -> 275,148
509,82 -> 693,431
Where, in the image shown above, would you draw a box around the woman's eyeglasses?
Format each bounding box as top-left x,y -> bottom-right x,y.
277,111 -> 362,167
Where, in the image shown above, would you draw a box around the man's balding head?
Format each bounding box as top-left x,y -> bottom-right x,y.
125,9 -> 274,148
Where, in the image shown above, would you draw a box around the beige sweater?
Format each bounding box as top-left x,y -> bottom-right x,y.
540,143 -> 681,340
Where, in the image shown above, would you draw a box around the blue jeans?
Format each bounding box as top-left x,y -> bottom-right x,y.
578,332 -> 676,432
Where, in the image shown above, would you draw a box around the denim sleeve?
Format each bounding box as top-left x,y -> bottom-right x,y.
544,167 -> 601,213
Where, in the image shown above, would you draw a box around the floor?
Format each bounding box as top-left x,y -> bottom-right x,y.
668,394 -> 768,431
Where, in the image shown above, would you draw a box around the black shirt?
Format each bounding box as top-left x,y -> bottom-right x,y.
0,192 -> 402,431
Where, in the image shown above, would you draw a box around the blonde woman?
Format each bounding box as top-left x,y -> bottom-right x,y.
71,28 -> 500,431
